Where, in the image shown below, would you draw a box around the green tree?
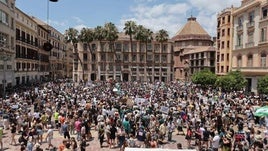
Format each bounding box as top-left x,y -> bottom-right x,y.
79,27 -> 94,52
79,27 -> 95,80
228,70 -> 247,91
155,29 -> 169,51
216,75 -> 236,92
104,22 -> 119,55
191,69 -> 217,88
64,28 -> 85,82
124,20 -> 137,54
257,75 -> 268,95
94,25 -> 106,44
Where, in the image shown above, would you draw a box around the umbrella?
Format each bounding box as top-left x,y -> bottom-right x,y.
254,106 -> 268,117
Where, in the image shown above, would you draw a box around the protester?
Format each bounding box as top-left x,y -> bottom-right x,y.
0,79 -> 267,151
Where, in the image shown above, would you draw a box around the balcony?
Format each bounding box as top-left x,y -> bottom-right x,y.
236,25 -> 243,32
232,66 -> 268,75
235,45 -> 243,50
246,21 -> 255,28
259,39 -> 268,45
245,42 -> 254,48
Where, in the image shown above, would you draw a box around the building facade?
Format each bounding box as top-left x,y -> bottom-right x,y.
73,32 -> 173,82
172,17 -> 216,80
216,7 -> 236,75
232,0 -> 268,93
0,0 -> 15,96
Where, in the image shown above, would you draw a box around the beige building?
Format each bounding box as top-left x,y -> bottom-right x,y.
0,0 -> 15,96
15,8 -> 45,85
172,17 -> 216,80
216,7 -> 236,75
73,32 -> 173,82
32,17 -> 69,80
232,0 -> 268,93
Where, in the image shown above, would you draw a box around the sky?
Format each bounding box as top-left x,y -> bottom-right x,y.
16,0 -> 241,38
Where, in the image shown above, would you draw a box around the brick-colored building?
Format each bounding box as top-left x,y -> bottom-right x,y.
172,17 -> 216,81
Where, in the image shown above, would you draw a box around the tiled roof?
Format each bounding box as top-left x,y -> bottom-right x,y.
172,17 -> 211,41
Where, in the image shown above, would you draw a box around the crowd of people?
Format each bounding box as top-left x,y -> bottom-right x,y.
0,79 -> 268,151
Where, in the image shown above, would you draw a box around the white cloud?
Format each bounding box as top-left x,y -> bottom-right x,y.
72,16 -> 84,24
119,2 -> 190,37
120,0 -> 241,37
74,24 -> 87,31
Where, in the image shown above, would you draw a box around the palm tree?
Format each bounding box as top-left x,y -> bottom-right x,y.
156,29 -> 169,81
79,27 -> 94,52
93,25 -> 105,80
104,22 -> 119,52
94,25 -> 106,45
104,22 -> 119,80
134,25 -> 147,81
64,28 -> 85,82
143,28 -> 153,82
155,29 -> 169,51
78,27 -> 95,80
124,20 -> 137,56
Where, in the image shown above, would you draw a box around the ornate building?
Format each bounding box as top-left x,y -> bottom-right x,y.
73,32 -> 173,82
232,0 -> 268,93
172,17 -> 216,80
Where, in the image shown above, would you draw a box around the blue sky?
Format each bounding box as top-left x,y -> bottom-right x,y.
16,0 -> 241,37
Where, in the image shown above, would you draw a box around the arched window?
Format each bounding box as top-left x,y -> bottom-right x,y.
247,54 -> 253,67
237,55 -> 242,67
261,53 -> 267,67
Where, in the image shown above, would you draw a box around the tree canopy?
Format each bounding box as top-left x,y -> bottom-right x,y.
257,75 -> 268,95
191,69 -> 217,87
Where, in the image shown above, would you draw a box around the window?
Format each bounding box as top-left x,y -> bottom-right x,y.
221,41 -> 224,49
237,55 -> 242,67
0,10 -> 8,25
123,43 -> 129,52
83,43 -> 87,51
83,64 -> 88,70
247,54 -> 253,67
227,28 -> 230,36
227,41 -> 230,48
132,55 -> 136,61
221,54 -> 224,61
83,53 -> 88,61
155,54 -> 159,62
222,17 -> 225,24
248,32 -> 254,43
262,7 -> 268,19
0,32 -> 8,46
261,28 -> 267,42
228,15 -> 231,23
123,54 -> 128,61
162,55 -> 167,62
101,54 -> 106,60
238,16 -> 243,26
222,29 -> 225,37
227,53 -> 229,61
249,11 -> 254,23
237,34 -> 243,46
261,53 -> 267,67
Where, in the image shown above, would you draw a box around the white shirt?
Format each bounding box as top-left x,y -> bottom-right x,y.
212,135 -> 221,148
